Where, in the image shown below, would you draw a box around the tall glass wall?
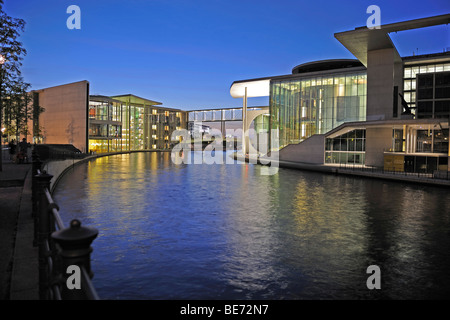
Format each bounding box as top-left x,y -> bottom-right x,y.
121,105 -> 147,151
270,71 -> 366,148
88,98 -> 123,153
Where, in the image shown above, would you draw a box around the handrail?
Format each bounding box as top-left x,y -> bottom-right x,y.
44,188 -> 65,231
336,162 -> 450,180
33,153 -> 100,300
81,266 -> 100,300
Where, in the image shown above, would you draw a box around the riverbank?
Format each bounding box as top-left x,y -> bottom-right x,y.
233,153 -> 450,188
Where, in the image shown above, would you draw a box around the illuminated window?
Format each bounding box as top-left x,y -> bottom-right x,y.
152,145 -> 157,149
164,126 -> 169,131
152,125 -> 157,130
165,111 -> 169,116
152,135 -> 157,139
152,109 -> 157,115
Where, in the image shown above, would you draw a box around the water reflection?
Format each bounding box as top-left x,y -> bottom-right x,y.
53,152 -> 450,299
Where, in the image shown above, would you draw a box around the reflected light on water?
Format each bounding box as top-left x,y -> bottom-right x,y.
53,152 -> 450,299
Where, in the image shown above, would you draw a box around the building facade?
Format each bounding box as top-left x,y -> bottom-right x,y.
230,14 -> 450,173
270,60 -> 367,148
30,82 -> 187,153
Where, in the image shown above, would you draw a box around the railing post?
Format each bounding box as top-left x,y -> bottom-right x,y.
35,171 -> 53,300
52,219 -> 99,300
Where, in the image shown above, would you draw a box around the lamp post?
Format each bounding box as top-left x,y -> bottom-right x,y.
0,54 -> 6,172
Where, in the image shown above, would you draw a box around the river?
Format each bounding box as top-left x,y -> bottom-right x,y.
52,151 -> 450,299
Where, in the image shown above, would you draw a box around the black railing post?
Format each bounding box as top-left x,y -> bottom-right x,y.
35,171 -> 53,300
52,219 -> 98,300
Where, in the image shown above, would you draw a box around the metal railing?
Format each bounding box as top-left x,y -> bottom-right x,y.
32,150 -> 100,300
337,162 -> 450,181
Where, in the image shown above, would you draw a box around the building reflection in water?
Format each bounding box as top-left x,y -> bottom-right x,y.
53,152 -> 450,299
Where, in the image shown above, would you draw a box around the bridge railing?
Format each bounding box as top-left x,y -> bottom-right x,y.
32,150 -> 100,300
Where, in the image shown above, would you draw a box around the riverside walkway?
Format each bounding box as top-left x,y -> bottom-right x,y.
0,160 -> 37,300
235,153 -> 450,187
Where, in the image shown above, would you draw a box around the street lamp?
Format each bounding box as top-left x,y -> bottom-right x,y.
0,54 -> 6,172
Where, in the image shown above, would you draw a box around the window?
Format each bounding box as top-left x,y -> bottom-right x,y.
89,124 -> 108,137
270,72 -> 366,148
325,129 -> 366,165
392,129 -> 404,152
416,72 -> 450,119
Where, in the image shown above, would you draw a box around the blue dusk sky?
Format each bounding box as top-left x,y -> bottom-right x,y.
3,0 -> 450,110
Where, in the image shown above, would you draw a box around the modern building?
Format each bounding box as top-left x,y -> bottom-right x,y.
29,81 -> 187,153
230,13 -> 450,173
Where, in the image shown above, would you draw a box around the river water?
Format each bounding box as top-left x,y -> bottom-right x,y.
52,151 -> 450,300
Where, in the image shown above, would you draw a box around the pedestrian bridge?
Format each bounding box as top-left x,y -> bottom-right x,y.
187,106 -> 269,136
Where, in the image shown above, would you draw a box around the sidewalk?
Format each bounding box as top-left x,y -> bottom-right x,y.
0,159 -> 38,300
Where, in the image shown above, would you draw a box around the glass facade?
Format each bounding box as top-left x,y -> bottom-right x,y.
403,62 -> 450,117
416,129 -> 449,153
325,129 -> 366,165
89,97 -> 123,153
88,95 -> 186,153
270,71 -> 367,148
415,72 -> 450,118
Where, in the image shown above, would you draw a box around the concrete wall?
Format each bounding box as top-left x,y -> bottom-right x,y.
366,48 -> 403,121
32,81 -> 89,153
45,158 -> 93,193
365,127 -> 392,167
279,134 -> 325,164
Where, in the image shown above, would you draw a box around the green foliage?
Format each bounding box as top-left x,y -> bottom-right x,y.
1,0 -> 33,142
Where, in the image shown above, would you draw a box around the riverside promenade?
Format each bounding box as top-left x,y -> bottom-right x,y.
0,159 -> 37,300
235,153 -> 450,187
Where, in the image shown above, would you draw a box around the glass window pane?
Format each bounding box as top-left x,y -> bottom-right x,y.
435,64 -> 444,72
404,68 -> 412,78
404,80 -> 411,91
404,92 -> 411,102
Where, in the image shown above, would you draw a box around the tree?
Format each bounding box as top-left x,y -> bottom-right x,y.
2,75 -> 31,141
32,91 -> 45,143
0,0 -> 28,171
